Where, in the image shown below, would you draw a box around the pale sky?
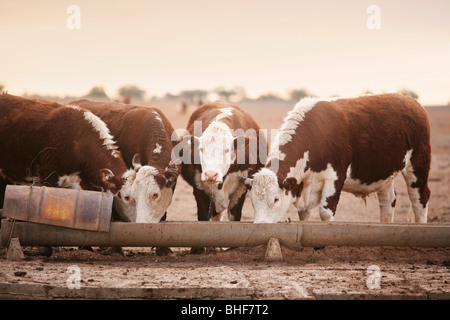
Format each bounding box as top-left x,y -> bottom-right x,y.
1,0 -> 449,105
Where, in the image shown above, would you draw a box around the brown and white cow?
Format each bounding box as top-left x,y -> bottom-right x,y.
70,99 -> 179,224
0,94 -> 142,221
180,101 -> 267,222
246,93 -> 431,223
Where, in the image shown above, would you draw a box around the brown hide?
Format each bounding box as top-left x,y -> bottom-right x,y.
269,93 -> 431,213
70,100 -> 179,189
0,94 -> 128,194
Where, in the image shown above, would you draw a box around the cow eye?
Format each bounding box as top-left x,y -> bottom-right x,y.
152,192 -> 159,200
124,195 -> 131,202
274,196 -> 279,203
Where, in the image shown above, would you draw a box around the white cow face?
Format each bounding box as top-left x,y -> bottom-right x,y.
246,168 -> 293,223
196,122 -> 236,183
114,154 -> 178,223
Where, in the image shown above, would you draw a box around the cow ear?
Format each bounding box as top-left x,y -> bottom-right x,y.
164,162 -> 180,189
100,168 -> 116,189
132,153 -> 142,171
281,177 -> 297,191
243,177 -> 253,190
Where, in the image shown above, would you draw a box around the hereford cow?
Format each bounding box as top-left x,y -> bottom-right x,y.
0,94 -> 144,222
70,99 -> 179,224
246,93 -> 431,223
180,101 -> 267,223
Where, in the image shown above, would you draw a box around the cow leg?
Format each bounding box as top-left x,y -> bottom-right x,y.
0,177 -> 6,209
227,189 -> 247,222
402,152 -> 430,223
377,181 -> 396,223
210,211 -> 223,221
193,188 -> 213,221
155,212 -> 175,256
191,188 -> 215,254
297,209 -> 311,221
319,175 -> 345,221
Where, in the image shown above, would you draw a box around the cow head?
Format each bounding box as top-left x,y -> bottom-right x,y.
112,154 -> 179,223
245,168 -> 294,223
195,122 -> 236,184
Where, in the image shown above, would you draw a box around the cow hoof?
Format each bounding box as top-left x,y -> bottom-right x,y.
155,247 -> 176,257
24,246 -> 53,257
190,247 -> 206,254
78,246 -> 94,252
189,247 -> 217,255
104,247 -> 125,256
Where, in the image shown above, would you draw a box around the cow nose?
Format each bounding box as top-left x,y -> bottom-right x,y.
204,170 -> 218,182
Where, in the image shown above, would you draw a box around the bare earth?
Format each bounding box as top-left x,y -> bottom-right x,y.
0,99 -> 449,300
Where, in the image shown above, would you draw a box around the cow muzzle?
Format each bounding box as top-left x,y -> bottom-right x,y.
202,170 -> 221,183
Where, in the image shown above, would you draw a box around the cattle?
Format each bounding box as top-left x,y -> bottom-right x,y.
0,93 -> 144,222
70,100 -> 179,224
180,101 -> 267,224
246,93 -> 431,224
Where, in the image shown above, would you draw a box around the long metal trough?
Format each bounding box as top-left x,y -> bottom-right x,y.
1,220 -> 449,249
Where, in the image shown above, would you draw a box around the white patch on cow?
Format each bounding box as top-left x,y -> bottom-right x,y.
286,151 -> 309,181
152,111 -> 162,122
401,149 -> 427,223
153,143 -> 162,154
82,111 -> 121,158
197,121 -> 235,182
275,96 -> 350,150
250,168 -> 294,223
115,166 -> 174,223
343,150 -> 414,199
343,165 -> 397,198
298,163 -> 338,221
63,104 -> 121,159
64,104 -> 81,111
376,181 -> 396,223
134,166 -> 173,223
214,107 -> 233,122
402,149 -> 414,178
340,149 -> 426,223
251,160 -> 340,223
57,172 -> 81,189
276,97 -> 320,146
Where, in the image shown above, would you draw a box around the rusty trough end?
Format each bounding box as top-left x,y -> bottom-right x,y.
1,220 -> 449,249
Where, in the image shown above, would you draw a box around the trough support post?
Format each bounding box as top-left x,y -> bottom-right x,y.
6,237 -> 25,261
265,237 -> 283,261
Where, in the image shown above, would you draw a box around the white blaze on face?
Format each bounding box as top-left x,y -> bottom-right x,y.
250,168 -> 293,223
113,166 -> 174,223
132,166 -> 173,223
197,121 -> 235,183
113,169 -> 137,222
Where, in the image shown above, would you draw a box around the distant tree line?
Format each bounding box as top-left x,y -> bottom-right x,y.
4,81 -> 449,106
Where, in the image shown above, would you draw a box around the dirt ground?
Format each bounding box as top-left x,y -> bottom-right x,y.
0,99 -> 449,300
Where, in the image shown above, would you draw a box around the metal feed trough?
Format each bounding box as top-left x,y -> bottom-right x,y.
1,185 -> 450,249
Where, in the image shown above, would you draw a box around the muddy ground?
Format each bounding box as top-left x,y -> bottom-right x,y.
0,99 -> 449,300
